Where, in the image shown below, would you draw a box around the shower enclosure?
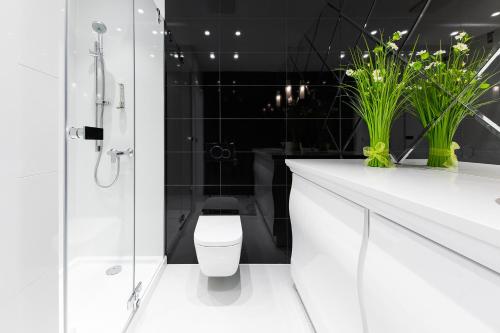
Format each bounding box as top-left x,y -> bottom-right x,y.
65,0 -> 164,332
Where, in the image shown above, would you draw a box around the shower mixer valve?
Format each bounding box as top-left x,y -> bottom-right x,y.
107,148 -> 134,163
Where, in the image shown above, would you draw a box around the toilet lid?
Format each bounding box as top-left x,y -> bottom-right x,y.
194,215 -> 242,247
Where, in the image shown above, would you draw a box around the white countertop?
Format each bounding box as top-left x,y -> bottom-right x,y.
286,159 -> 500,251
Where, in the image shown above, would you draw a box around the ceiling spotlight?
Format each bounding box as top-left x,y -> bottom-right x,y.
370,30 -> 377,35
137,8 -> 144,14
400,30 -> 408,35
340,51 -> 346,59
235,30 -> 241,36
450,31 -> 459,36
174,53 -> 179,58
491,11 -> 500,17
149,54 -> 155,58
116,27 -> 122,32
363,52 -> 369,59
204,30 -> 211,36
233,52 -> 239,59
152,30 -> 158,35
209,52 -> 215,59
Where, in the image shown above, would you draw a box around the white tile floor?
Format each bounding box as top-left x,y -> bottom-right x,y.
128,264 -> 315,333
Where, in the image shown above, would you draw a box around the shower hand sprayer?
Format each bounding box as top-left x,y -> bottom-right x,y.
89,21 -> 133,188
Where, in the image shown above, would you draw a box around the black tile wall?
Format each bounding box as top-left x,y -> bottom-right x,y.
165,0 -> 500,263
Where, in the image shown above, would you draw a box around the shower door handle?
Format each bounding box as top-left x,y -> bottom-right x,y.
68,126 -> 103,140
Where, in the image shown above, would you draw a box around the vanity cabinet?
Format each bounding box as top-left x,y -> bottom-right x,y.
286,159 -> 500,333
289,175 -> 365,333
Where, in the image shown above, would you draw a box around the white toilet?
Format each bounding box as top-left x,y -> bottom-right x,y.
194,197 -> 243,277
194,215 -> 242,277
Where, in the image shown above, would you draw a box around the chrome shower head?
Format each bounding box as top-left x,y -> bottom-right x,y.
92,21 -> 107,34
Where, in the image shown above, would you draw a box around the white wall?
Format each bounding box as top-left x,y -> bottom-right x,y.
0,0 -> 65,332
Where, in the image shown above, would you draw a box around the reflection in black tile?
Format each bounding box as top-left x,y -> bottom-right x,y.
221,86 -> 286,118
166,152 -> 220,186
220,19 -> 286,53
166,86 -> 220,118
220,54 -> 287,84
221,119 -> 285,151
166,118 -> 219,150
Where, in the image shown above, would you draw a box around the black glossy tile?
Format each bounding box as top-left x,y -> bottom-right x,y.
220,19 -> 286,53
166,86 -> 220,118
221,86 -> 286,118
166,152 -> 221,186
220,53 -> 287,83
165,19 -> 220,54
166,118 -> 220,150
165,0 -> 221,18
220,71 -> 286,86
221,119 -> 285,151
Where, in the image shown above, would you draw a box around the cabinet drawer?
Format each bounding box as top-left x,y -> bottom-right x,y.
364,213 -> 500,333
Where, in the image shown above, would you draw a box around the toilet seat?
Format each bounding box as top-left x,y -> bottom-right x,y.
194,215 -> 242,247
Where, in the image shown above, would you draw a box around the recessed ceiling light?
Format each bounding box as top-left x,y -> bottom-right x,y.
491,11 -> 500,17
174,53 -> 179,58
137,8 -> 144,14
152,30 -> 158,35
209,52 -> 215,59
149,54 -> 155,58
370,30 -> 377,35
204,30 -> 211,36
116,27 -> 122,32
340,51 -> 345,59
363,52 -> 369,59
450,31 -> 459,36
235,30 -> 241,36
400,30 -> 408,35
233,52 -> 239,59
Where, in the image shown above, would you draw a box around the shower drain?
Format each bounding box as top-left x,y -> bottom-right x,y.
105,265 -> 122,276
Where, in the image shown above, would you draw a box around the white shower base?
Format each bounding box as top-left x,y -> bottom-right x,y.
67,256 -> 163,333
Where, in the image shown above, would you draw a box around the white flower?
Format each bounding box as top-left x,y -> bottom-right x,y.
424,61 -> 441,70
433,50 -> 446,56
453,42 -> 469,52
387,42 -> 399,51
372,69 -> 383,82
455,32 -> 467,41
346,69 -> 355,77
416,50 -> 427,56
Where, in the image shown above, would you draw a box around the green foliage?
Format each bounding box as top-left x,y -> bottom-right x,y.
343,32 -> 419,167
408,31 -> 498,167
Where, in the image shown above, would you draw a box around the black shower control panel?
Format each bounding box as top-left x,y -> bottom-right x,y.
84,126 -> 103,140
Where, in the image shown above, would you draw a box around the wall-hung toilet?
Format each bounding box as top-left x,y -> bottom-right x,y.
194,197 -> 243,277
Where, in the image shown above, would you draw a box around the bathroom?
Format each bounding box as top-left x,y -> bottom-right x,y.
2,0 -> 500,332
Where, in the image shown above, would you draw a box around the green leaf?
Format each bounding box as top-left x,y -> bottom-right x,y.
392,31 -> 401,41
420,52 -> 429,60
373,46 -> 383,54
479,82 -> 491,89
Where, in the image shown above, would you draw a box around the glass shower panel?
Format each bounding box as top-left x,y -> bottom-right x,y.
66,0 -> 136,331
133,0 -> 166,298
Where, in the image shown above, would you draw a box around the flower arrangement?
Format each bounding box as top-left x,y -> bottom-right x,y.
408,32 -> 498,168
344,31 -> 418,167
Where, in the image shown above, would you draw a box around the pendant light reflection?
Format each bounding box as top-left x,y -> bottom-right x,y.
276,91 -> 282,107
299,83 -> 305,99
285,82 -> 292,104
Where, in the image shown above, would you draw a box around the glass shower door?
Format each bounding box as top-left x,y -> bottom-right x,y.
66,0 -> 136,331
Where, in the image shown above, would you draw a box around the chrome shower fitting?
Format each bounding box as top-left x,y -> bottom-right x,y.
107,148 -> 134,163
